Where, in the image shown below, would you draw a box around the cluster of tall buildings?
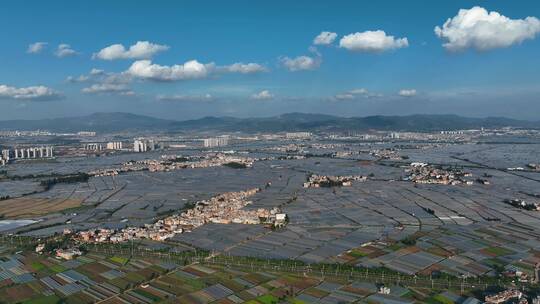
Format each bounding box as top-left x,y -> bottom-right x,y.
84,143 -> 103,151
13,146 -> 54,159
133,139 -> 160,152
84,141 -> 123,151
83,139 -> 159,154
0,146 -> 54,165
106,141 -> 123,150
286,132 -> 312,139
203,137 -> 229,148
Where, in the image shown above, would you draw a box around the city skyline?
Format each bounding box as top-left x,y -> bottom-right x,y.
1,1 -> 540,120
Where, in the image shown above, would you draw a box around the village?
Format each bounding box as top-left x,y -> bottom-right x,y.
403,162 -> 474,185
303,174 -> 368,188
88,153 -> 259,177
74,188 -> 287,243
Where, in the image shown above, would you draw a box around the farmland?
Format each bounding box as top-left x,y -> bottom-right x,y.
1,131 -> 540,302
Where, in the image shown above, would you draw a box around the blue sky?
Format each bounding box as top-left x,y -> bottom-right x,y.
1,1 -> 540,120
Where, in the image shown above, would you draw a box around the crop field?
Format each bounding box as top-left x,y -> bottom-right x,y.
0,139 -> 539,286
0,197 -> 83,219
0,229 -> 534,304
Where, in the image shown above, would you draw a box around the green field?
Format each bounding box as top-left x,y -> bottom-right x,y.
49,264 -> 66,273
30,261 -> 45,271
110,256 -> 129,265
257,294 -> 279,304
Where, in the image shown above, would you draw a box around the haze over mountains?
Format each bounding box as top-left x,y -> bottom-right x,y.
0,112 -> 538,133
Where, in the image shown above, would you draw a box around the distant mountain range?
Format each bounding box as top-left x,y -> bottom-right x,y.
0,112 -> 538,133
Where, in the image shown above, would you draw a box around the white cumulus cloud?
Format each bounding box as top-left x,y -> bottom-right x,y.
398,89 -> 417,97
93,41 -> 169,60
125,59 -> 266,81
27,42 -> 47,54
126,59 -> 213,81
55,44 -> 78,58
66,68 -> 131,84
67,68 -> 134,97
221,62 -> 268,74
313,31 -> 337,45
90,68 -> 105,75
435,6 -> 540,51
339,30 -> 408,52
280,55 -> 321,71
0,84 -> 63,101
251,90 -> 274,100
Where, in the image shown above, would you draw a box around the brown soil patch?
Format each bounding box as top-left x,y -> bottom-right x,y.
5,284 -> 36,301
0,197 -> 82,219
